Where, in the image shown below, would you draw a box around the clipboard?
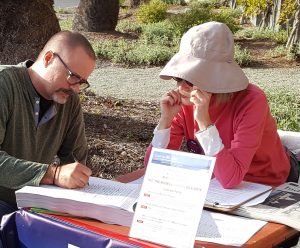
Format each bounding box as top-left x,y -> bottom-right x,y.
204,179 -> 273,212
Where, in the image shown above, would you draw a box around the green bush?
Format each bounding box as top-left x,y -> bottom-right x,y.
162,0 -> 185,4
94,39 -> 133,63
219,7 -> 243,19
169,6 -> 212,36
136,0 -> 168,24
126,44 -> 176,65
94,38 -> 176,66
55,8 -> 74,14
140,21 -> 180,46
271,30 -> 289,44
189,0 -> 222,9
119,0 -> 126,6
235,27 -> 289,44
266,45 -> 288,58
263,87 -> 300,131
169,5 -> 240,36
234,45 -> 251,66
59,18 -> 72,31
116,20 -> 143,34
212,10 -> 240,33
288,43 -> 300,60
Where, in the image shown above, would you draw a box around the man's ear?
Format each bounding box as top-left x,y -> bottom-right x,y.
43,51 -> 54,67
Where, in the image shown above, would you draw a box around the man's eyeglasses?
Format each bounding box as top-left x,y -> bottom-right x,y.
53,52 -> 90,91
173,77 -> 193,87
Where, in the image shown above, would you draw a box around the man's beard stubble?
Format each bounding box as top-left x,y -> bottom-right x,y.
52,88 -> 75,104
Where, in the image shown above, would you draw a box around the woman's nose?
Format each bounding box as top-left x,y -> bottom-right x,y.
178,80 -> 193,90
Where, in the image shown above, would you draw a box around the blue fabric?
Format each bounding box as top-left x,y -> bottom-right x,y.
2,209 -> 141,248
0,201 -> 18,248
0,208 -> 19,248
0,201 -> 17,221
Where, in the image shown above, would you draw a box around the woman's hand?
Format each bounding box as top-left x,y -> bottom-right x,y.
190,89 -> 212,131
157,89 -> 182,130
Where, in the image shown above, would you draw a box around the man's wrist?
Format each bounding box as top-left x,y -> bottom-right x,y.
40,163 -> 58,185
52,163 -> 59,185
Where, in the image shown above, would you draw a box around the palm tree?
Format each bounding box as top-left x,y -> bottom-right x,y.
72,0 -> 119,32
0,0 -> 60,64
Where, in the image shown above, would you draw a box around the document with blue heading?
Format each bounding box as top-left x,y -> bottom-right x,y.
129,148 -> 216,248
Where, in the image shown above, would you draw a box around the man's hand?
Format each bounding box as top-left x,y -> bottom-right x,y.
54,162 -> 92,188
42,162 -> 92,189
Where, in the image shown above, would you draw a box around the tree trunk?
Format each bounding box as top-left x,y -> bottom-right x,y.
268,0 -> 280,30
0,0 -> 60,64
258,3 -> 272,30
72,0 -> 119,32
286,0 -> 300,52
229,0 -> 237,9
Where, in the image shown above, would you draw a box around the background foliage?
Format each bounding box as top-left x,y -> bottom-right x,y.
57,1 -> 300,131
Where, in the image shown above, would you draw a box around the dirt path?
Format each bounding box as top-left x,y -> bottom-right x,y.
89,65 -> 300,101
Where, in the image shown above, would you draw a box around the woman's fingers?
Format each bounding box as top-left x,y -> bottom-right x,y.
163,90 -> 181,105
190,89 -> 212,105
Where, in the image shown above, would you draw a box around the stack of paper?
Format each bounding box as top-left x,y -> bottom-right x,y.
16,177 -> 140,227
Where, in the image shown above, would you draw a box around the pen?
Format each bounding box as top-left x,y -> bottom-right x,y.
72,152 -> 89,186
72,152 -> 79,163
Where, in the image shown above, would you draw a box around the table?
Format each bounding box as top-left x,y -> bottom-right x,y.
54,214 -> 300,248
48,214 -> 300,248
2,209 -> 299,248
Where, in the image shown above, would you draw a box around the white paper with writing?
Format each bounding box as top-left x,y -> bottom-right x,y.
129,148 -> 216,248
196,210 -> 267,246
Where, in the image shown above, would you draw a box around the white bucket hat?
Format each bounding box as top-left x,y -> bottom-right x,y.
159,21 -> 249,93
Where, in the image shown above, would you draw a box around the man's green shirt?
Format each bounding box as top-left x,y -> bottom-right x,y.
0,61 -> 88,205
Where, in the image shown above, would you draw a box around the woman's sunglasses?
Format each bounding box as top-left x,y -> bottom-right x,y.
173,77 -> 193,87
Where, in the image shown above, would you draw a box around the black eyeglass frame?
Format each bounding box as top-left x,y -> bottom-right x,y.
53,52 -> 90,91
173,77 -> 193,87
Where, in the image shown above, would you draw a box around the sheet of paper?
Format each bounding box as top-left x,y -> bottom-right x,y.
129,148 -> 216,248
242,191 -> 271,206
205,178 -> 272,208
196,210 -> 267,246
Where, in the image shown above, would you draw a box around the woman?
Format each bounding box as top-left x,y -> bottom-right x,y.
117,21 -> 299,188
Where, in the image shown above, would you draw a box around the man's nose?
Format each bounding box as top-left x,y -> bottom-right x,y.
70,83 -> 81,94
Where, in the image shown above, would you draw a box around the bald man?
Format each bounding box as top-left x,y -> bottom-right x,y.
0,31 -> 96,222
